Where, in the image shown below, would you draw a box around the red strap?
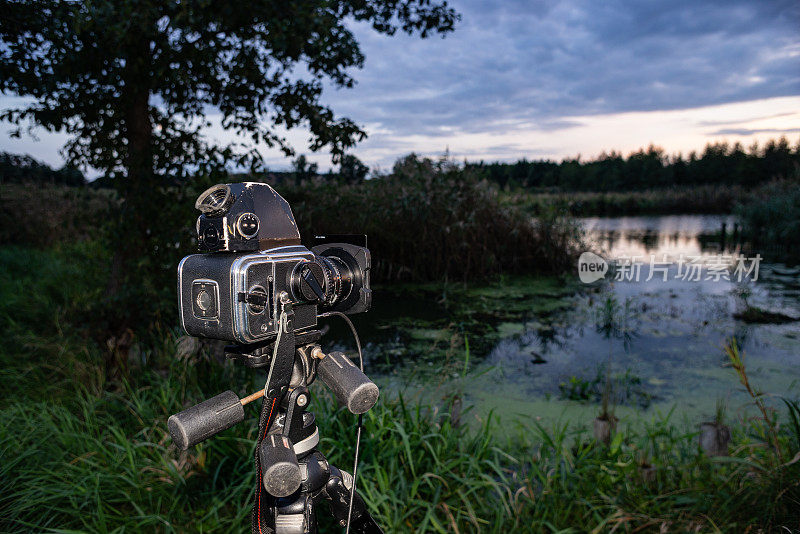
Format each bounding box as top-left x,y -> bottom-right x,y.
256,398 -> 277,534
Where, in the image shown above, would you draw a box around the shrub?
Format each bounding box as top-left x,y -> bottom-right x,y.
283,154 -> 583,282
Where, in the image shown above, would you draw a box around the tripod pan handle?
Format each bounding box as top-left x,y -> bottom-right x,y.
259,434 -> 302,497
168,390 -> 245,450
317,351 -> 379,414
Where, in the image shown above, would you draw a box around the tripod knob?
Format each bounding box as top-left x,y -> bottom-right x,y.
260,434 -> 302,497
317,351 -> 379,414
168,390 -> 245,450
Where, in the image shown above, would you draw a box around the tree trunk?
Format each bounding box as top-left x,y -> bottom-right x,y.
104,33 -> 154,379
107,85 -> 153,291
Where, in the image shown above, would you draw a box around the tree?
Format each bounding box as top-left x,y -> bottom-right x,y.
0,0 -> 459,335
291,154 -> 318,186
338,153 -> 369,184
1,151 -> 86,185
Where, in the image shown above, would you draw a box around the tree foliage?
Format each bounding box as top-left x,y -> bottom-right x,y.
338,153 -> 369,183
1,0 -> 458,175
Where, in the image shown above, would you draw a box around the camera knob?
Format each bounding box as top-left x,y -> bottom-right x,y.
293,262 -> 327,303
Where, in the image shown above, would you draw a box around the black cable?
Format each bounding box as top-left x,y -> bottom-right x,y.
318,311 -> 364,370
318,311 -> 364,534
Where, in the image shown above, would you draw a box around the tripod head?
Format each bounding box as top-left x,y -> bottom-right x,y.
167,339 -> 378,452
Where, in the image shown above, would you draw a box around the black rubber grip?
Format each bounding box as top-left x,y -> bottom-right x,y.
317,351 -> 379,414
259,434 -> 302,497
168,390 -> 245,450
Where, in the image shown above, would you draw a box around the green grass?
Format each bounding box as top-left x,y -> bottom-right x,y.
2,365 -> 799,532
1,246 -> 799,532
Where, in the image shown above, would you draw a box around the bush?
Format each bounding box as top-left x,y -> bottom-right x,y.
283,154 -> 583,282
0,184 -> 111,248
2,154 -> 582,289
504,184 -> 742,216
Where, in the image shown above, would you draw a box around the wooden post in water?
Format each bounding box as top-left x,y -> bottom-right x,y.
721,222 -> 727,251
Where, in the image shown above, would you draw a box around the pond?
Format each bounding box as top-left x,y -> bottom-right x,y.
325,214 -> 800,430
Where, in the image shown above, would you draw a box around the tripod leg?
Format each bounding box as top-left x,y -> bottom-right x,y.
274,493 -> 317,534
323,466 -> 384,534
251,491 -> 319,534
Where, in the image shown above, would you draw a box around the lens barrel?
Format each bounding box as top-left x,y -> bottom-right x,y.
290,254 -> 354,308
316,254 -> 354,307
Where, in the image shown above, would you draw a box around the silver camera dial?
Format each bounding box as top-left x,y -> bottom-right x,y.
236,212 -> 260,238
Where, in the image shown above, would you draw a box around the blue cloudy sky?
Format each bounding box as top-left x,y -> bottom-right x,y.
2,0 -> 799,172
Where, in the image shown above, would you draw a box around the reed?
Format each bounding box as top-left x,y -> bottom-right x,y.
736,177 -> 800,262
282,156 -> 584,282
1,157 -> 583,285
503,184 -> 743,217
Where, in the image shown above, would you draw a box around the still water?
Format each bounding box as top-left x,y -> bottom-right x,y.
477,215 -> 800,424
360,215 -> 800,427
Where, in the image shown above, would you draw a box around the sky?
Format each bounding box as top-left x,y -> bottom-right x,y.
1,0 -> 799,173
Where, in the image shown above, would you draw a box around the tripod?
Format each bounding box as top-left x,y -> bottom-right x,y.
248,343 -> 383,534
169,303 -> 384,533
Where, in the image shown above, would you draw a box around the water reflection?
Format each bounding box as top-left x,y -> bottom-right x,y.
583,214 -> 737,259
485,214 -> 800,417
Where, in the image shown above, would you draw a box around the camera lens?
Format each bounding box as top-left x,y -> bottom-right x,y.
292,262 -> 327,303
316,254 -> 354,307
290,255 -> 354,307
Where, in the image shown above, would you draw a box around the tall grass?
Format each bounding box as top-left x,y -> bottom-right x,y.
2,357 -> 799,532
0,184 -> 112,247
1,226 -> 798,532
1,157 -> 584,286
282,155 -> 584,282
503,184 -> 743,217
736,177 -> 800,262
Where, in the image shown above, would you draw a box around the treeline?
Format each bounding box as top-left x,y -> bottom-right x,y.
41,152 -> 368,189
0,152 -> 86,186
468,137 -> 800,191
7,137 -> 799,193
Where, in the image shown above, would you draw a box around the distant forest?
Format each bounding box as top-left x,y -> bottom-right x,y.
2,137 -> 798,192
0,152 -> 86,186
468,137 -> 800,191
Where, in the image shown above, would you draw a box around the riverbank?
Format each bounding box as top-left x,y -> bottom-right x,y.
2,244 -> 799,532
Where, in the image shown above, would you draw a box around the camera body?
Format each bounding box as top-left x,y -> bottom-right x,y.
178,183 -> 371,344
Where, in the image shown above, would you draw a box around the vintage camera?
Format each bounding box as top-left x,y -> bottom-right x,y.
178,183 -> 371,344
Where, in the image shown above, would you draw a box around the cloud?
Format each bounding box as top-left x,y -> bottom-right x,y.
324,0 -> 800,140
697,112 -> 797,127
2,0 -> 799,171
708,127 -> 800,136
